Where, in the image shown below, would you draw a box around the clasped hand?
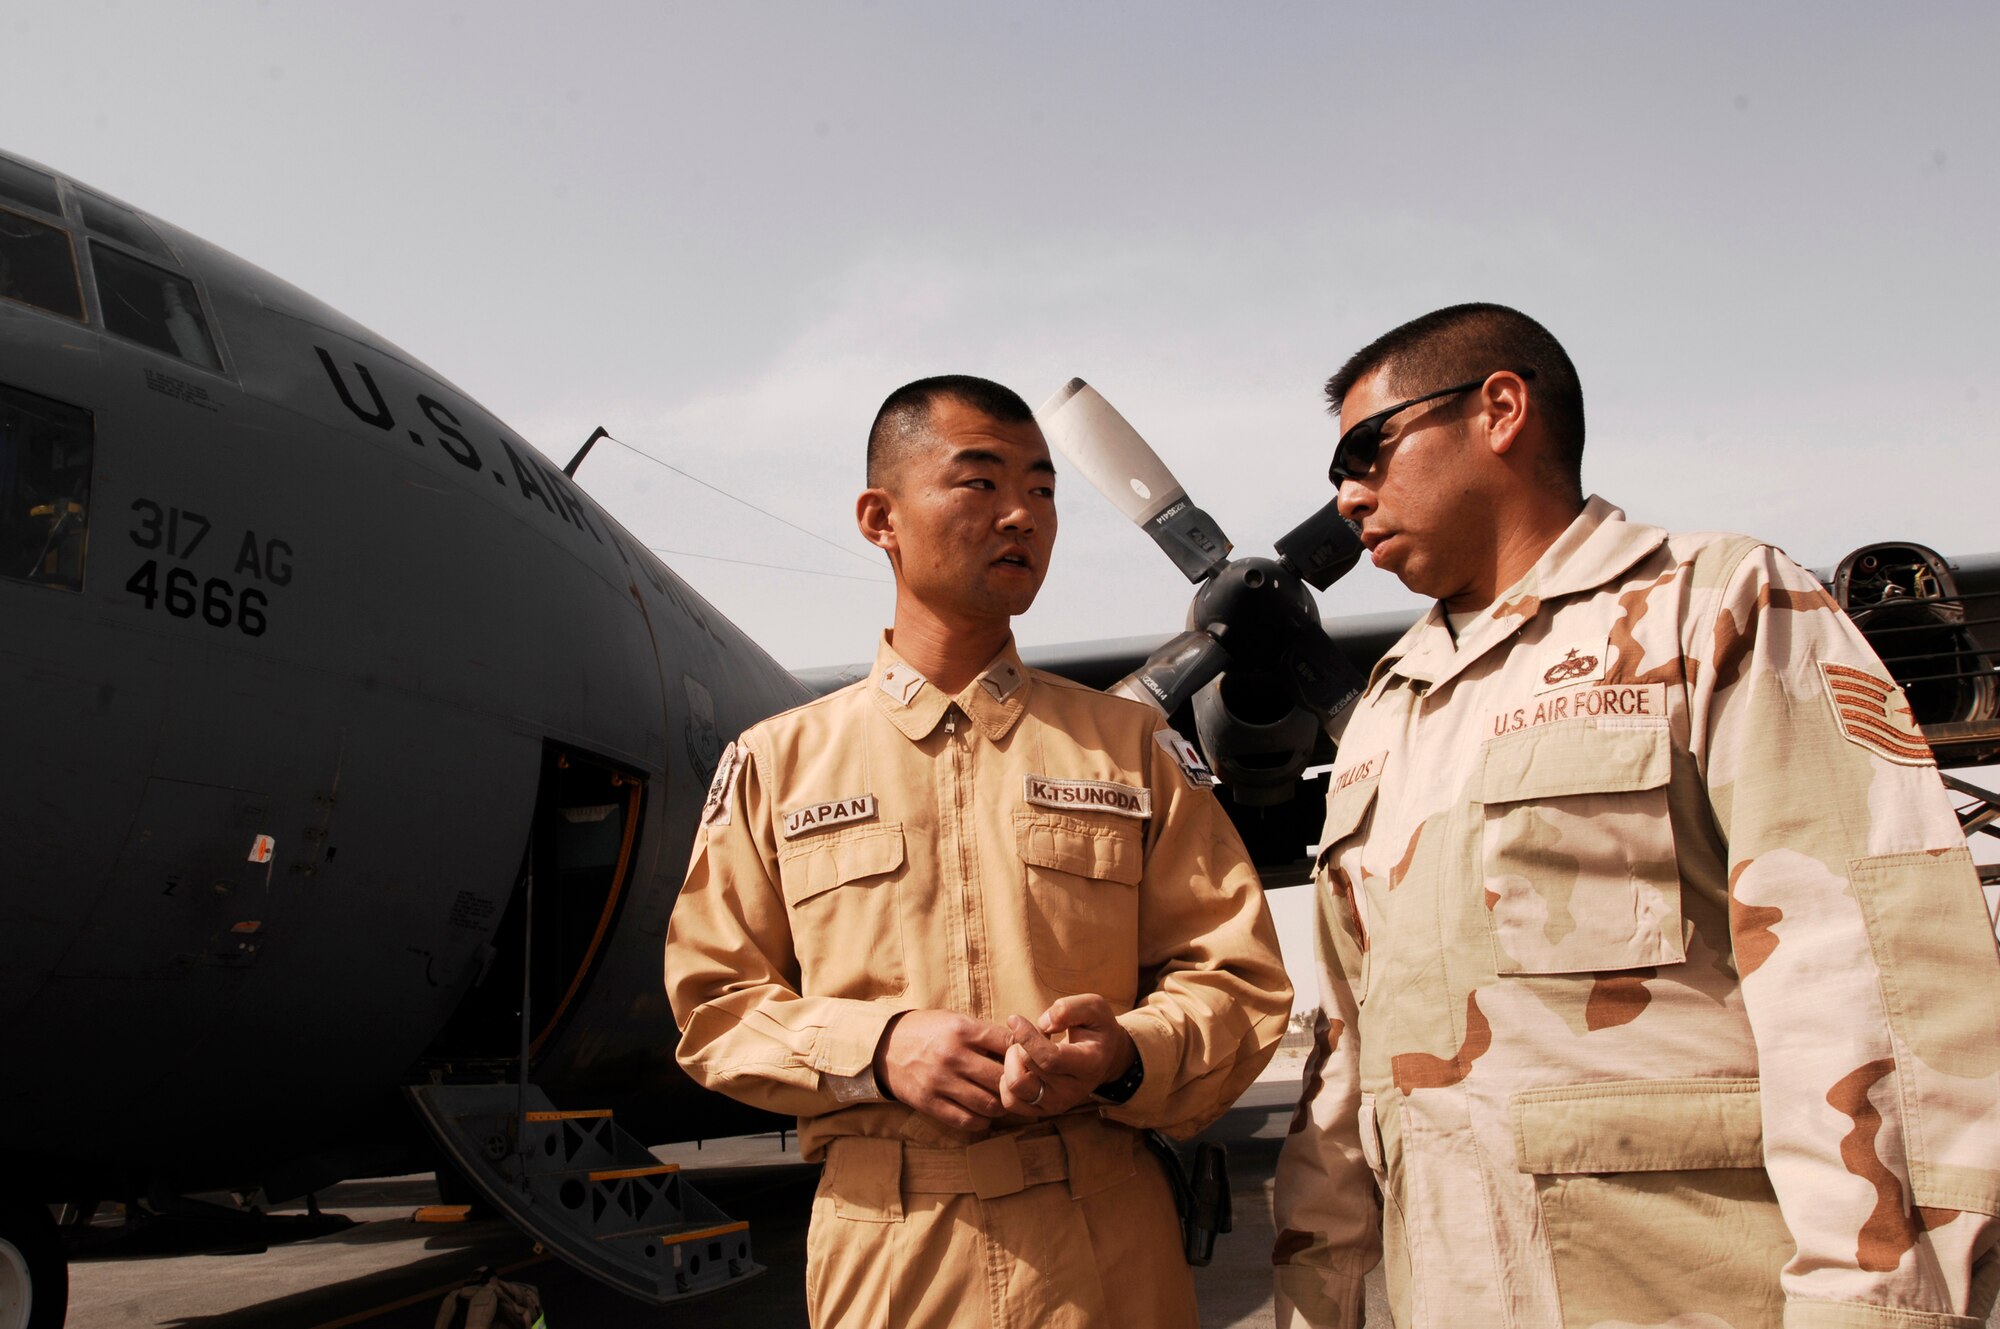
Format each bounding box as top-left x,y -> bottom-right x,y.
872,996 -> 1135,1133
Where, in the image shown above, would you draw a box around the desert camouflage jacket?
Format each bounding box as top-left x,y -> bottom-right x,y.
1273,497 -> 2000,1329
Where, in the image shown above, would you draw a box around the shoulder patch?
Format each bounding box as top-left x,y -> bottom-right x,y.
1820,662 -> 1933,766
701,741 -> 744,826
1154,728 -> 1218,788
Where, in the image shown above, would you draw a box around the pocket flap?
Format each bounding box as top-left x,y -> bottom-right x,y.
1318,756 -> 1386,849
1512,1078 -> 1762,1173
1480,718 -> 1671,805
1018,817 -> 1142,886
780,824 -> 905,907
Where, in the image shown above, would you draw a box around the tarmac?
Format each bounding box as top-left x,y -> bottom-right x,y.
62,1046 -> 1999,1328
65,1049 -> 1362,1328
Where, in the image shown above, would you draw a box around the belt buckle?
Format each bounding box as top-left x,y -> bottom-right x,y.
964,1134 -> 1026,1200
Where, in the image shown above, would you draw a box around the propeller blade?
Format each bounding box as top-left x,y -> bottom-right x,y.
1037,379 -> 1233,583
1108,628 -> 1231,717
1273,497 -> 1365,592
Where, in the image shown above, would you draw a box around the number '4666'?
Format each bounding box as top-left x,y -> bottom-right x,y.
124,560 -> 268,636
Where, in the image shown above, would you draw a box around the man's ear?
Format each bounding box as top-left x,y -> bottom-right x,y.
856,487 -> 897,555
1480,371 -> 1532,458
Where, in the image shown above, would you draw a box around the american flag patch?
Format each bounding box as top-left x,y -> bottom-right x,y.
1819,662 -> 1932,766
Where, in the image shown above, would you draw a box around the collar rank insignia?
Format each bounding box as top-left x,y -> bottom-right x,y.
783,794 -> 878,838
1154,728 -> 1219,789
701,741 -> 743,827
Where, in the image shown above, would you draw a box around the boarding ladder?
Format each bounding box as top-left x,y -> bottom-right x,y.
406,1083 -> 761,1304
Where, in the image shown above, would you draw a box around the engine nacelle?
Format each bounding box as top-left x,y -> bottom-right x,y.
1192,668 -> 1321,807
1833,541 -> 1996,727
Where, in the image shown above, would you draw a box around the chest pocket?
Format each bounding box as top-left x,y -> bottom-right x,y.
777,824 -> 907,997
1016,812 -> 1143,999
1316,761 -> 1383,1002
1478,719 -> 1684,975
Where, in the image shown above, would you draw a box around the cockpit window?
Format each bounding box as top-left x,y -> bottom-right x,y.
0,207 -> 84,322
91,240 -> 221,370
0,381 -> 94,592
78,193 -> 171,261
0,157 -> 62,218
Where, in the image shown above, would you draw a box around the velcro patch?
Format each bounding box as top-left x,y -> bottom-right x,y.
783,794 -> 878,838
702,742 -> 743,827
1154,728 -> 1219,789
1023,775 -> 1152,819
1820,662 -> 1932,766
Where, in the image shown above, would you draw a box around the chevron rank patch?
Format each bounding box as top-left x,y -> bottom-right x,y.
1820,662 -> 1933,766
701,741 -> 743,826
1155,728 -> 1219,788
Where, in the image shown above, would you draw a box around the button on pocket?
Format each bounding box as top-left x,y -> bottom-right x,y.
778,824 -> 907,996
1016,812 -> 1142,997
1478,719 -> 1684,975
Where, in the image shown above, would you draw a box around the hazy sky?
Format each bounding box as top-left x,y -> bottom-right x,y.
8,3 -> 1997,985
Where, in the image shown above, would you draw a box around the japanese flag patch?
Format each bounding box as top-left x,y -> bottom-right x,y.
1819,662 -> 1933,766
1155,728 -> 1219,788
701,741 -> 744,826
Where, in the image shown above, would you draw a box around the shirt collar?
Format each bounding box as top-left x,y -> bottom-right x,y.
868,632 -> 1032,742
1380,496 -> 1667,690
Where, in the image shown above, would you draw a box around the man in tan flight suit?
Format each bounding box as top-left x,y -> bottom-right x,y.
667,374 -> 1292,1328
1273,304 -> 2000,1329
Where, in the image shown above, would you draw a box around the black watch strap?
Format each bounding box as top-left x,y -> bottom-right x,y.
1090,1053 -> 1145,1105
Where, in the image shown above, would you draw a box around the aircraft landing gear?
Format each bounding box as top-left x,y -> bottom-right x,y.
0,1196 -> 65,1329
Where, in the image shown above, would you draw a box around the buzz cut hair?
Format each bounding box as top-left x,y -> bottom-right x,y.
1324,303 -> 1586,498
866,375 -> 1036,488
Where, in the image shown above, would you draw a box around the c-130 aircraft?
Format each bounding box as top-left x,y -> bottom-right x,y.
4,147 -> 1998,1329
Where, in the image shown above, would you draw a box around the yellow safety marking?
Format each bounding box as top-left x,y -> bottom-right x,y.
589,1164 -> 680,1181
410,1204 -> 471,1223
523,1108 -> 612,1121
658,1220 -> 749,1246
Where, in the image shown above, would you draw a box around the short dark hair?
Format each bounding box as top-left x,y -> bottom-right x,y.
866,375 -> 1035,488
1324,303 -> 1585,495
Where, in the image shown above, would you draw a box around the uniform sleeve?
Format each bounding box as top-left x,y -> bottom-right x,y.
1696,544 -> 2000,1327
664,737 -> 912,1117
1103,734 -> 1293,1137
1271,891 -> 1379,1328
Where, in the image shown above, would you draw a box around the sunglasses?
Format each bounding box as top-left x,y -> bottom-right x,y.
1328,369 -> 1535,485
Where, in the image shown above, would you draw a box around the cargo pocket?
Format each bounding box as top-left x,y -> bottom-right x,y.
1513,1079 -> 1787,1329
1016,812 -> 1142,996
1478,717 -> 1684,974
1316,761 -> 1383,1001
778,824 -> 907,996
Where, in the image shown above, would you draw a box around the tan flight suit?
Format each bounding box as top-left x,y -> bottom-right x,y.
667,635 -> 1291,1329
1274,498 -> 2000,1329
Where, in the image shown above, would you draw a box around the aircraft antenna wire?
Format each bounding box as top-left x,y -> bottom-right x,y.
645,545 -> 889,584
607,434 -> 882,569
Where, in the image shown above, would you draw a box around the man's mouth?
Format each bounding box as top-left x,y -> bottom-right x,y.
993,548 -> 1033,571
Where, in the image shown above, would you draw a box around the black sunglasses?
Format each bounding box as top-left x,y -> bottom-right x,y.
1328,369 -> 1535,485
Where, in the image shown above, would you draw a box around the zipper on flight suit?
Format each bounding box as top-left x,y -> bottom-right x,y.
937,705 -> 988,1015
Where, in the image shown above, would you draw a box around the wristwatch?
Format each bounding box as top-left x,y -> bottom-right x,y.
1090,1053 -> 1145,1106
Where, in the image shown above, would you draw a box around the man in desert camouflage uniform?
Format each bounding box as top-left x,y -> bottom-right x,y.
1273,304 -> 2000,1328
667,375 -> 1291,1327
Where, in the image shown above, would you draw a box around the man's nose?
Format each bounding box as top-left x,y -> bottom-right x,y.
997,493 -> 1037,532
1335,477 -> 1372,523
